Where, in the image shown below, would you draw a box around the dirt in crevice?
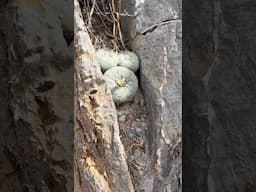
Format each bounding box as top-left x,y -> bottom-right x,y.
116,89 -> 153,192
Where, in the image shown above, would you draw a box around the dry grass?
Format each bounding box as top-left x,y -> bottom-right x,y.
82,0 -> 127,51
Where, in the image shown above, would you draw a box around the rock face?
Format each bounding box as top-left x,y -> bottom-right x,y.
122,0 -> 182,191
0,1 -> 73,191
183,0 -> 256,191
74,1 -> 134,191
134,0 -> 181,33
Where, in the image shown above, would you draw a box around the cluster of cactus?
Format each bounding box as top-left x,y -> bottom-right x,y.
95,48 -> 139,104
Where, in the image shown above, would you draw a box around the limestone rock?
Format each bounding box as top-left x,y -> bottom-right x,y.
49,0 -> 73,39
183,0 -> 256,191
132,21 -> 182,192
74,1 -> 134,191
134,0 -> 181,32
123,0 -> 182,191
1,1 -> 73,191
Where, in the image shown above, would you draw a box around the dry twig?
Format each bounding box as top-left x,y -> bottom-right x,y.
83,0 -> 126,50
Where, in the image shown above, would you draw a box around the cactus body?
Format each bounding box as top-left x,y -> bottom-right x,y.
95,48 -> 118,72
117,50 -> 139,72
104,66 -> 138,104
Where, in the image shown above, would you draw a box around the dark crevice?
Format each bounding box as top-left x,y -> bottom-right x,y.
35,81 -> 56,92
139,18 -> 181,36
63,29 -> 74,46
43,169 -> 67,192
35,96 -> 60,125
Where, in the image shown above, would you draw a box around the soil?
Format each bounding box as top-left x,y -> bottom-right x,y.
116,89 -> 153,192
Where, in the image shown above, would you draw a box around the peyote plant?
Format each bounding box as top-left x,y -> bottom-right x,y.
117,50 -> 139,72
95,48 -> 119,72
104,66 -> 138,104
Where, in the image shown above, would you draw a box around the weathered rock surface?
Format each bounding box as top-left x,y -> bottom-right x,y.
132,21 -> 182,192
135,0 -> 181,32
183,0 -> 256,191
122,0 -> 181,34
0,1 -> 73,191
122,0 -> 182,191
74,0 -> 134,191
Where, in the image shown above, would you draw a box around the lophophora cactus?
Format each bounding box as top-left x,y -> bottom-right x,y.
104,66 -> 138,104
95,48 -> 119,72
96,48 -> 140,104
96,49 -> 140,73
117,50 -> 139,72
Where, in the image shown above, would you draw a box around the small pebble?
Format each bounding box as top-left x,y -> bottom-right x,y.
118,115 -> 126,122
135,129 -> 144,137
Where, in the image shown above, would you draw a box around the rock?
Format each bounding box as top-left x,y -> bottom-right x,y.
183,0 -> 256,191
124,0 -> 181,33
122,0 -> 182,191
74,1 -> 134,191
135,128 -> 144,137
1,1 -> 73,191
118,114 -> 126,123
132,21 -> 182,192
49,0 -> 73,39
138,170 -> 155,192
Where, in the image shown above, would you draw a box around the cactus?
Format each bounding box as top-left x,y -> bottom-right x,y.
95,48 -> 118,72
117,50 -> 139,72
104,66 -> 138,104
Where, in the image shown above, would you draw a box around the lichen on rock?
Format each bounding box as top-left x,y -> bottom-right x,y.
104,66 -> 138,104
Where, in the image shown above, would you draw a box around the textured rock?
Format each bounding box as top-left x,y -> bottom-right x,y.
183,0 -> 256,191
0,1 -> 73,191
74,1 -> 134,191
133,0 -> 181,32
122,0 -> 182,191
132,21 -> 182,192
49,0 -> 73,39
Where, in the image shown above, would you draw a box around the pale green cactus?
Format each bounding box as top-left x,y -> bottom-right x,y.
95,48 -> 118,72
104,66 -> 138,104
117,50 -> 140,72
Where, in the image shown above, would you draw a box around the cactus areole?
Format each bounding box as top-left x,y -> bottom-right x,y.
104,66 -> 138,104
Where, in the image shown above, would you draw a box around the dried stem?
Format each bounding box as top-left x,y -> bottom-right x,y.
88,0 -> 96,29
83,0 -> 126,50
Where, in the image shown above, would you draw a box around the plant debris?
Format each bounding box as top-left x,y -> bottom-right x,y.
81,0 -> 126,50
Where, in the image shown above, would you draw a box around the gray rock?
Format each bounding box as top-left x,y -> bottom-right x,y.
128,0 -> 181,32
139,22 -> 181,191
183,0 -> 256,191
48,0 -> 73,38
127,1 -> 182,190
118,114 -> 126,122
1,1 -> 73,191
